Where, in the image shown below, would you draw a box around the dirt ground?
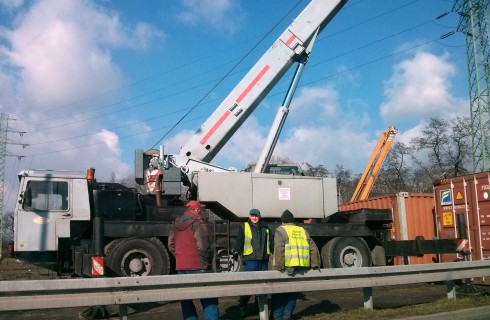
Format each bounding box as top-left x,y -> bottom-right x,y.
0,258 -> 486,320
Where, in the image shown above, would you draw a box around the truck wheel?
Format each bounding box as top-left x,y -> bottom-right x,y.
322,237 -> 371,268
106,238 -> 170,276
212,238 -> 242,273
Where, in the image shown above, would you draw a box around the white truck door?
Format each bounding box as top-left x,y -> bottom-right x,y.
15,178 -> 72,252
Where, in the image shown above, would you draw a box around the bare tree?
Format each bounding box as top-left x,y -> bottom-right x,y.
410,117 -> 471,181
374,142 -> 413,194
117,175 -> 147,193
447,117 -> 471,176
244,156 -> 299,172
334,164 -> 355,204
2,211 -> 14,245
269,156 -> 297,165
302,162 -> 330,177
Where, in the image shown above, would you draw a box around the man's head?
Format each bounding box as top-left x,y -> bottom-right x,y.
186,200 -> 205,211
249,208 -> 261,225
281,209 -> 294,223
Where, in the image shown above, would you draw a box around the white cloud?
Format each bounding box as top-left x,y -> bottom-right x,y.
396,123 -> 424,145
207,84 -> 376,173
177,0 -> 244,34
0,0 -> 162,212
290,84 -> 339,122
0,67 -> 16,112
87,129 -> 131,179
7,125 -> 130,180
1,0 -> 161,109
214,117 -> 264,168
162,117 -> 265,170
380,51 -> 458,123
157,50 -> 467,176
163,129 -> 194,155
124,120 -> 152,142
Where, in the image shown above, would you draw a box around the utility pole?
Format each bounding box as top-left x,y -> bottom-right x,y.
0,113 -> 27,259
453,0 -> 490,172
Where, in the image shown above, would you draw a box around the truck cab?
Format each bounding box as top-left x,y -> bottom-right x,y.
14,170 -> 91,270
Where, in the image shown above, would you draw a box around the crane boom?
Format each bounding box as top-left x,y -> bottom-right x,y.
350,126 -> 398,202
175,0 -> 347,175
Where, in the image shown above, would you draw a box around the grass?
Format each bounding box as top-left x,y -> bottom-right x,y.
300,294 -> 490,319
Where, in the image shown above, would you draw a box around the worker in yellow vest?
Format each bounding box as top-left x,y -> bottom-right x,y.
271,210 -> 320,320
234,208 -> 273,317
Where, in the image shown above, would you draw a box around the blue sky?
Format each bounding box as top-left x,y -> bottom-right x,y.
0,0 -> 469,210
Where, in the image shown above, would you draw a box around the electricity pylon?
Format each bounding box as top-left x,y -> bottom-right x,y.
453,0 -> 490,172
0,114 -> 27,259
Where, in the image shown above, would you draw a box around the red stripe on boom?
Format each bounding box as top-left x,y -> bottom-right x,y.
200,65 -> 270,146
285,34 -> 296,46
236,65 -> 270,104
200,110 -> 231,145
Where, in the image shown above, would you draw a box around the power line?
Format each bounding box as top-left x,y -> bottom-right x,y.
11,1 -> 461,159
20,36 -> 447,159
18,0 -> 436,136
23,13 -> 457,149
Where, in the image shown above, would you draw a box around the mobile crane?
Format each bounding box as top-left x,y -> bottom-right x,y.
13,0 -> 461,278
350,126 -> 398,202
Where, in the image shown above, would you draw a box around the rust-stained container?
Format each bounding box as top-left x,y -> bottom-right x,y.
434,172 -> 490,264
339,193 -> 437,265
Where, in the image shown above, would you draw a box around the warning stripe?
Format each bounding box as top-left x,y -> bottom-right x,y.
285,34 -> 296,46
200,65 -> 270,145
236,65 -> 270,104
456,239 -> 468,252
200,110 -> 231,145
92,257 -> 104,276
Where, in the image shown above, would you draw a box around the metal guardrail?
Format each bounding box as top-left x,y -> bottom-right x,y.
1,260 -> 489,319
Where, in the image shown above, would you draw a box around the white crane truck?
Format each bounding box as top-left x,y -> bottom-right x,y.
13,0 -> 460,277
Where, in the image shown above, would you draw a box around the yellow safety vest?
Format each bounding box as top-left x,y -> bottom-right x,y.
243,222 -> 270,256
282,225 -> 310,267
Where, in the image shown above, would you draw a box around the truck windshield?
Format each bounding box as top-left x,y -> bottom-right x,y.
266,165 -> 303,175
23,181 -> 68,211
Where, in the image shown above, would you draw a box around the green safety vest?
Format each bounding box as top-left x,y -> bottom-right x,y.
282,225 -> 310,267
243,222 -> 270,256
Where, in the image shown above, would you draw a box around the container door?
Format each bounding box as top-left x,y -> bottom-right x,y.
472,173 -> 490,261
435,172 -> 490,263
435,177 -> 465,262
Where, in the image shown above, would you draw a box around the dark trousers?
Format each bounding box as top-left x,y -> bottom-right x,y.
239,259 -> 268,307
177,270 -> 219,320
271,292 -> 299,320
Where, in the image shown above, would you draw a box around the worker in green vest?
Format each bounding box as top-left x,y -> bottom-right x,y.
271,209 -> 320,320
234,208 -> 273,317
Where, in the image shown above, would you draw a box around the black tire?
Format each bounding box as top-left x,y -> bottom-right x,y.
321,237 -> 371,268
106,237 -> 170,277
212,238 -> 242,273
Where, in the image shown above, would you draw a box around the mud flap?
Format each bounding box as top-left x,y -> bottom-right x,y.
371,245 -> 386,266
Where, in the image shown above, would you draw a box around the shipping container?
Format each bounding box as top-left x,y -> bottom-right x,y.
339,193 -> 437,265
434,172 -> 490,264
